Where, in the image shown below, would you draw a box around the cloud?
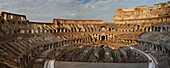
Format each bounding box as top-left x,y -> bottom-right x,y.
0,0 -> 169,23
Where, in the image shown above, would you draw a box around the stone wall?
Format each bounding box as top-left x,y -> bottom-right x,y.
113,1 -> 170,24
0,1 -> 170,68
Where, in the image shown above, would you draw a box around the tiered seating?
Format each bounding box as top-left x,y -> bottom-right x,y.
0,34 -> 60,67
0,60 -> 13,68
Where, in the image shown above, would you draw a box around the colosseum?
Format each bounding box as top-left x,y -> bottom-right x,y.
0,1 -> 170,68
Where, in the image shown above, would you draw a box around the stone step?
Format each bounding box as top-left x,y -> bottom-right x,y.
11,42 -> 25,52
13,42 -> 25,51
0,45 -> 18,61
17,40 -> 29,48
21,40 -> 33,47
0,44 -> 19,57
7,42 -> 22,54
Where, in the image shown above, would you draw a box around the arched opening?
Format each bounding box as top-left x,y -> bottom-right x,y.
137,25 -> 139,31
101,36 -> 105,41
167,27 -> 169,31
74,27 -> 77,32
100,45 -> 104,48
58,28 -> 60,32
57,21 -> 60,26
80,39 -> 82,43
106,35 -> 108,40
50,30 -> 53,33
91,27 -> 93,31
148,27 -> 150,32
158,27 -> 161,32
99,35 -> 100,40
162,27 -> 165,31
95,38 -> 97,42
89,35 -> 93,42
85,28 -> 87,32
88,28 -> 90,32
71,28 -> 73,32
109,28 -> 111,31
77,39 -> 79,43
61,28 -> 64,32
144,27 -> 146,32
101,26 -> 106,31
151,26 -> 153,31
54,30 -> 56,33
29,30 -> 32,33
79,28 -> 81,32
155,27 -> 157,31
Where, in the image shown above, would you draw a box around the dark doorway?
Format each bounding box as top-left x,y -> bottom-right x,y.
101,36 -> 105,41
99,35 -> 100,40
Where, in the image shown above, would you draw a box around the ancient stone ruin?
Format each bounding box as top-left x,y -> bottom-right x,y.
0,1 -> 170,68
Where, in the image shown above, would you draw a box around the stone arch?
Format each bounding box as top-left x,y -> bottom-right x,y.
91,27 -> 93,31
50,30 -> 53,33
77,39 -> 79,43
79,28 -> 81,32
155,27 -> 158,31
151,26 -> 154,31
153,44 -> 156,50
101,26 -> 106,31
65,29 -> 67,32
109,28 -> 111,31
58,28 -> 60,32
54,30 -> 56,33
101,35 -> 105,41
158,27 -> 161,32
167,27 -> 169,31
74,27 -> 77,32
88,35 -> 93,42
61,28 -> 64,32
162,27 -> 165,31
71,28 -> 73,32
106,35 -> 108,40
137,25 -> 139,31
148,27 -> 151,32
144,27 -> 146,32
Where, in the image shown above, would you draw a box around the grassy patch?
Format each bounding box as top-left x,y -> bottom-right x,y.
56,46 -> 80,59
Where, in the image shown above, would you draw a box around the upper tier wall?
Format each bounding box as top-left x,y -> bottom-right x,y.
1,12 -> 27,21
53,19 -> 103,25
113,1 -> 170,24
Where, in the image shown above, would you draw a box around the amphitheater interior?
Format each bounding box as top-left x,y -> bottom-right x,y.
0,1 -> 170,68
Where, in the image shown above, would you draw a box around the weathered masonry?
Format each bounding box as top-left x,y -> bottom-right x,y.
0,1 -> 170,68
113,1 -> 170,24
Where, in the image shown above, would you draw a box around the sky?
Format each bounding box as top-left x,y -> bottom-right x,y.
0,0 -> 169,23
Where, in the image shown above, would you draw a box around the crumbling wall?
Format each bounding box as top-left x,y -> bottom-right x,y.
113,1 -> 170,24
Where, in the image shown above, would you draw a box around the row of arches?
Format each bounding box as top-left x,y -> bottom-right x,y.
135,41 -> 169,56
114,17 -> 170,23
67,34 -> 118,44
44,24 -> 169,34
19,40 -> 71,68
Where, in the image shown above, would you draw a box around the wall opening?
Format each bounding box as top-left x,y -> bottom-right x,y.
101,36 -> 105,41
99,35 -> 100,40
109,28 -> 111,31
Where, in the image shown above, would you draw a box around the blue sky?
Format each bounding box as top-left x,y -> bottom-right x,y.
0,0 -> 169,23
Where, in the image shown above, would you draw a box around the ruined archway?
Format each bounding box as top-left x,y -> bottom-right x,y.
101,36 -> 105,41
